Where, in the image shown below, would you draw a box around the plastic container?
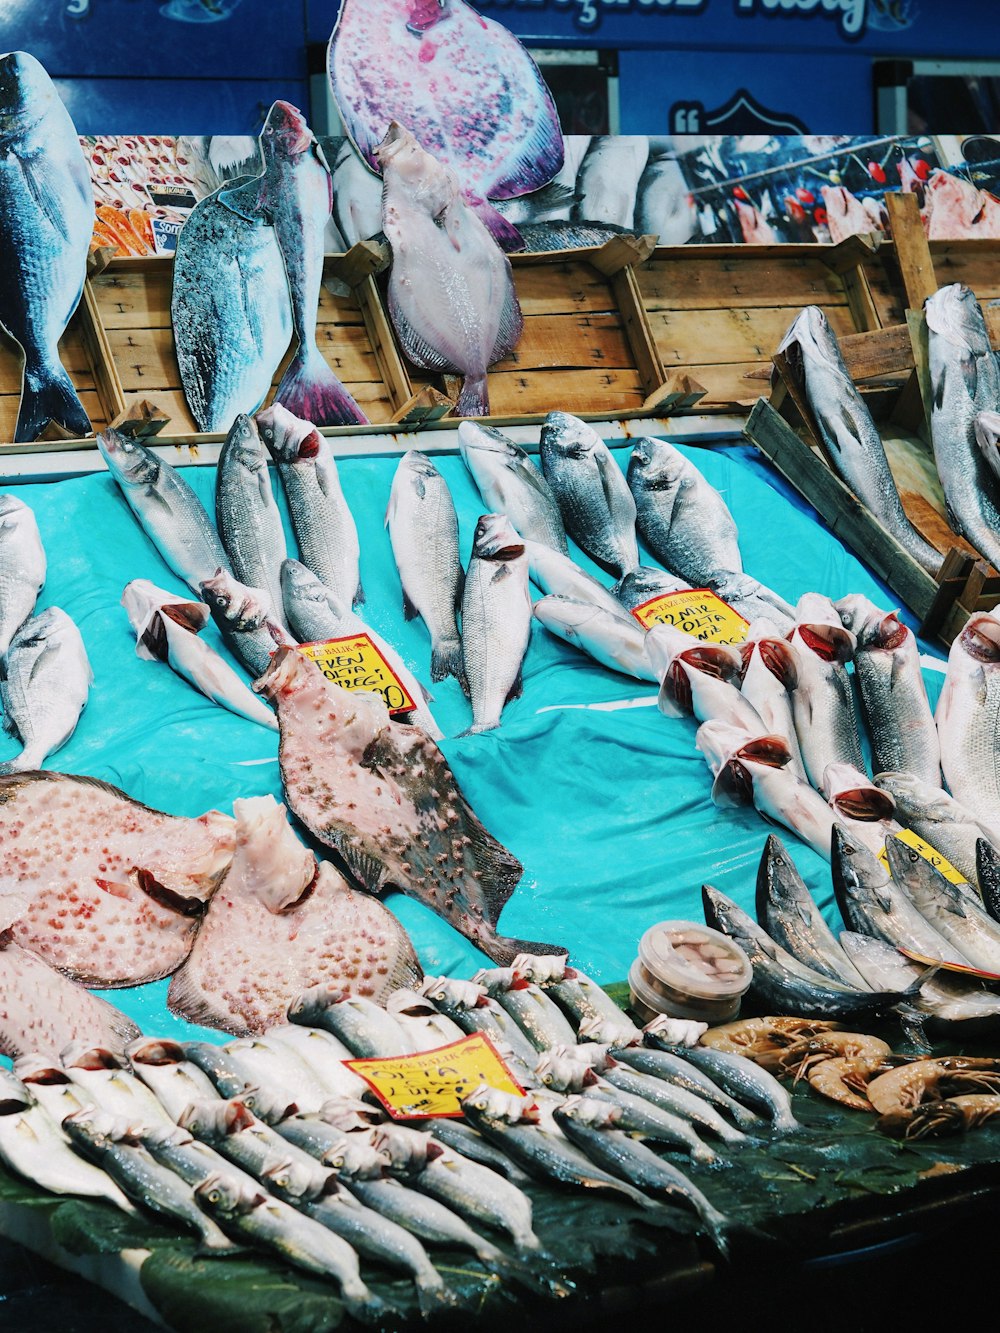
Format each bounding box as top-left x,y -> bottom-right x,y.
629,920 -> 752,1026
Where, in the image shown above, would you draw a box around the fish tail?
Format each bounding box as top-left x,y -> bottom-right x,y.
469,198 -> 526,253
415,1276 -> 462,1315
430,636 -> 464,684
345,1288 -> 392,1326
455,374 -> 490,418
274,348 -> 369,427
16,360 -> 91,443
477,932 -> 568,968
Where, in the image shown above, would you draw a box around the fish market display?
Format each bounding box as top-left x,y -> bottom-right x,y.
200,569 -> 296,679
646,625 -> 762,729
0,51 -> 93,442
121,579 -> 278,731
540,413 -> 638,577
257,646 -> 561,963
459,421 -> 568,553
280,558 -> 442,740
524,540 -> 629,622
328,0 -> 562,246
776,308 -> 941,575
0,608 -> 91,774
874,771 -> 1000,890
218,101 -> 367,426
739,619 -> 806,779
98,428 -> 231,593
377,123 -> 523,417
168,796 -> 421,1034
885,836 -> 1000,973
256,403 -> 363,610
533,596 -> 656,682
461,514 -> 532,733
821,761 -> 900,858
386,451 -> 463,683
0,770 -> 234,985
215,413 -> 289,627
842,931 -> 1000,1029
935,612 -> 1000,828
171,176 -> 293,432
925,283 -> 1000,570
787,593 -> 864,789
836,594 -> 941,785
0,495 -> 45,658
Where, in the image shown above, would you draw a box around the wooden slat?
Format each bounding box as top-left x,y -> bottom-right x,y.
640,253 -> 848,312
928,241 -> 1000,301
839,323 -> 915,380
77,279 -> 127,423
119,380 -> 398,434
612,265 -> 668,398
588,233 -> 657,277
886,193 -> 937,311
650,305 -> 856,369
496,312 -> 633,373
515,262 -> 618,317
840,261 -> 881,333
353,273 -> 413,411
485,368 -> 645,417
818,232 -> 882,276
92,268 -> 172,330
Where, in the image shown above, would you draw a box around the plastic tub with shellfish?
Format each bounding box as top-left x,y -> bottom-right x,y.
629,920 -> 752,1026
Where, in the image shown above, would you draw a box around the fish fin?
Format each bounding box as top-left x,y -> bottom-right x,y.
456,374 -> 489,418
333,838 -> 389,896
476,931 -> 568,967
463,807 -> 523,923
455,566 -> 465,609
15,363 -> 91,444
387,293 -> 452,372
505,667 -> 524,705
430,637 -> 464,684
353,579 -> 365,609
490,281 -> 524,364
166,966 -> 236,1032
401,588 -> 420,622
217,176 -> 267,223
274,349 -> 369,427
469,198 -> 526,253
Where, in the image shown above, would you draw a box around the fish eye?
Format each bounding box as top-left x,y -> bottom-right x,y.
333,1156 -> 344,1168
541,1074 -> 552,1085
474,1099 -> 487,1110
208,1189 -> 220,1203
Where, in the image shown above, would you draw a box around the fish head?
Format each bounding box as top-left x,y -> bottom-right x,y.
195,1172 -> 266,1220
260,1157 -> 329,1205
324,1133 -> 391,1180
626,436 -> 686,494
418,975 -> 486,1010
830,823 -> 890,906
555,1095 -> 621,1130
200,570 -> 269,630
260,99 -> 313,158
511,952 -> 568,985
255,404 -> 322,466
834,594 -> 906,650
741,618 -> 799,688
470,966 -> 516,996
141,1124 -> 192,1152
177,1097 -> 257,1139
0,1068 -> 32,1116
577,1014 -> 637,1047
775,306 -> 847,389
959,613 -> 1000,664
125,1038 -> 187,1068
0,51 -> 55,131
288,981 -> 348,1026
460,1083 -> 539,1124
925,283 -> 992,356
647,623 -> 740,683
373,121 -> 440,189
532,594 -> 602,640
533,1050 -> 597,1094
13,1055 -> 74,1088
884,833 -> 950,903
316,1098 -> 383,1132
540,411 -> 602,463
700,884 -> 757,951
822,762 -> 897,822
790,594 -> 856,662
97,428 -> 160,491
7,607 -> 73,666
223,413 -> 266,474
756,832 -> 807,913
405,0 -> 450,35
61,1043 -> 126,1073
457,420 -> 517,467
279,557 -> 342,622
393,449 -> 442,505
471,512 -> 524,561
695,719 -> 791,806
872,769 -> 941,817
0,493 -> 30,528
60,1104 -> 123,1155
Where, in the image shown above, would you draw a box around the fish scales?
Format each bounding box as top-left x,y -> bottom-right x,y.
215,413 -> 289,628
0,608 -> 92,774
936,613 -> 1000,827
458,421 -> 567,554
541,414 -> 638,578
0,496 -> 45,658
460,514 -> 532,732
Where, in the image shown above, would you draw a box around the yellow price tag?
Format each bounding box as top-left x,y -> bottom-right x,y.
877,828 -> 968,886
345,1033 -> 524,1120
630,589 -> 749,644
298,633 -> 416,716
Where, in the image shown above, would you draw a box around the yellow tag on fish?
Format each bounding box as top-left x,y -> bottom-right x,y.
345,1033 -> 524,1120
297,634 -> 416,716
630,589 -> 749,644
877,828 -> 968,886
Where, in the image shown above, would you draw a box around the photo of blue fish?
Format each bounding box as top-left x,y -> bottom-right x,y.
159,0 -> 243,22
0,51 -> 93,442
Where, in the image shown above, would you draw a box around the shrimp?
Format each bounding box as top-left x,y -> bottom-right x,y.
881,1094 -> 1000,1140
867,1060 -> 1000,1117
773,1032 -> 893,1110
699,1017 -> 840,1063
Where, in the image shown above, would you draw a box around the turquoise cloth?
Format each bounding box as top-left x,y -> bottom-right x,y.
0,436 -> 946,1046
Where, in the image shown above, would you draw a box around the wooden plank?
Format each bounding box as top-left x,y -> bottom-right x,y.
118,380 -> 398,434
650,305 -> 856,368
110,398 -> 171,440
92,268 -> 172,330
486,367 -> 646,417
353,273 -> 413,411
612,265 -> 668,397
904,307 -> 933,420
839,323 -> 915,380
391,385 -> 454,426
745,398 -> 941,623
840,261 -> 881,333
643,371 -> 706,414
327,240 -> 389,288
920,548 -> 979,640
885,193 -> 937,311
818,232 -> 882,276
588,234 -> 657,277
515,262 -> 619,317
928,242 -> 1000,301
640,253 -> 848,312
495,312 -> 633,373
77,279 -> 127,424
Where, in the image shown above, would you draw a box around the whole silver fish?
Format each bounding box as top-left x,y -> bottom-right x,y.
777,307 -> 941,574
417,976 -> 540,1067
755,832 -> 871,987
223,1035 -> 330,1115
256,402 -> 363,609
288,985 -> 409,1058
739,619 -> 806,779
126,1039 -> 221,1122
215,413 -> 288,628
650,1041 -> 800,1134
0,52 -> 93,442
180,1044 -> 296,1125
376,122 -> 523,418
384,989 -> 467,1054
0,495 -> 45,657
386,451 -> 463,684
609,1046 -> 760,1131
925,283 -> 1000,569
886,836 -> 1000,972
0,608 -> 91,773
98,428 -> 231,593
61,1045 -> 174,1130
711,572 -> 795,633
830,825 -> 973,966
514,954 -> 642,1036
178,1097 -> 330,1187
627,436 -> 742,585
787,593 -> 864,788
534,595 -> 656,681
935,612 -> 1000,827
540,412 -> 638,577
472,966 -> 577,1050
875,771 -> 1000,889
461,513 -> 532,733
263,1024 -> 369,1101
836,594 -> 940,785
121,579 -> 278,731
525,539 -> 631,621
199,569 -> 295,679
280,557 -> 441,739
459,421 -> 567,553
821,761 -> 902,859
840,930 -> 1000,1025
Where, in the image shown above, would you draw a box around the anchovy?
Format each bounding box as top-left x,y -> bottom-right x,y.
460,513 -> 533,733
885,836 -> 1000,972
215,413 -> 288,628
0,495 -> 45,657
98,428 -> 231,592
540,412 -> 638,577
199,569 -> 295,679
472,967 -> 577,1050
459,422 -> 567,553
647,1040 -> 800,1135
609,1046 -> 761,1131
787,593 -> 864,788
533,595 -> 656,681
874,772 -> 1000,890
417,976 -> 541,1066
935,613 -> 1000,828
0,608 -> 92,774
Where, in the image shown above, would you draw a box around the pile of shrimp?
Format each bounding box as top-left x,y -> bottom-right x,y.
701,1017 -> 1000,1139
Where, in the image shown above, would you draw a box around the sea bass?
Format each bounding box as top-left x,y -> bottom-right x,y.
98,428 -> 231,593
168,794 -> 420,1034
0,608 -> 91,774
0,770 -> 235,986
280,558 -> 441,740
215,412 -> 288,627
328,0 -> 562,247
873,771 -> 1000,889
256,647 -> 563,964
121,579 -> 278,731
540,413 -> 638,577
0,52 -> 93,442
925,283 -> 1000,569
0,495 -> 45,658
460,514 -> 532,733
787,593 -> 865,789
935,612 -> 1000,827
533,595 -> 656,681
776,308 -> 941,575
376,122 -> 523,417
219,101 -> 367,426
386,451 -> 463,683
200,569 -> 296,679
171,176 -> 293,432
256,403 -> 363,609
458,421 -> 567,553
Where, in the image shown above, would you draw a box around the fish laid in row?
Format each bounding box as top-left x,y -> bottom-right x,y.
461,514 -> 532,733
459,421 -> 568,555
